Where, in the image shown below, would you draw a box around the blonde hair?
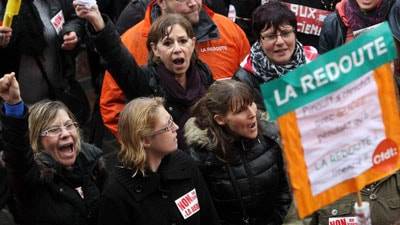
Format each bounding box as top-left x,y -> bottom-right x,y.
118,97 -> 165,174
28,100 -> 81,153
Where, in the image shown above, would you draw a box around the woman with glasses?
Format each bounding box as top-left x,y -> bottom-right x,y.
184,80 -> 292,225
97,97 -> 219,225
0,72 -> 107,225
74,3 -> 213,148
233,1 -> 318,111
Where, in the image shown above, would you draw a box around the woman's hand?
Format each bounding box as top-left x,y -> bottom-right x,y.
73,1 -> 105,32
61,31 -> 79,50
0,26 -> 12,48
0,72 -> 21,105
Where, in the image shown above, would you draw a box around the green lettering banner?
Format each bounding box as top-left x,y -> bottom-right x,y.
260,22 -> 396,120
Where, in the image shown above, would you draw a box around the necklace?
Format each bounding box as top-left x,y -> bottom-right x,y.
320,0 -> 336,11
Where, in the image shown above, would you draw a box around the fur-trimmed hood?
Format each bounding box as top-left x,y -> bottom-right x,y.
184,117 -> 217,151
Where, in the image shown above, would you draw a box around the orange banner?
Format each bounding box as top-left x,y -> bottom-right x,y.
279,64 -> 400,218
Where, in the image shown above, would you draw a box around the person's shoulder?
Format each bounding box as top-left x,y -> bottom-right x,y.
80,142 -> 103,162
210,12 -> 239,29
170,150 -> 193,165
392,0 -> 400,8
101,173 -> 126,197
389,0 -> 400,40
121,19 -> 148,42
323,11 -> 340,25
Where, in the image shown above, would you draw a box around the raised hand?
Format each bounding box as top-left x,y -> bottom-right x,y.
0,72 -> 21,105
73,1 -> 105,32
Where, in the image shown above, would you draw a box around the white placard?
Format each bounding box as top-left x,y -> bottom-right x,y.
76,0 -> 97,8
296,72 -> 385,195
175,189 -> 200,219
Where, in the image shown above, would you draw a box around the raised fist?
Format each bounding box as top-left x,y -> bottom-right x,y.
0,72 -> 21,105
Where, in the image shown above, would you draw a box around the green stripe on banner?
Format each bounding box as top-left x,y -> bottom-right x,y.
260,22 -> 397,120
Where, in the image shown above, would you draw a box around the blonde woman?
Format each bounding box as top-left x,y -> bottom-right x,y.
0,72 -> 106,225
97,97 -> 219,225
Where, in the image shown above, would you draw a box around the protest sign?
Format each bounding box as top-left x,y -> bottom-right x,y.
285,3 -> 331,36
260,22 -> 400,218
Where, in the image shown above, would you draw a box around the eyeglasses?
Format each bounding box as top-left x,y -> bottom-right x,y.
147,117 -> 177,136
40,122 -> 78,137
261,29 -> 294,43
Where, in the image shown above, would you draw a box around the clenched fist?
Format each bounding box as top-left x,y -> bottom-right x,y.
0,72 -> 21,105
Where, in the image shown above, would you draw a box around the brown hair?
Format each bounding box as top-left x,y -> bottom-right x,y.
118,97 -> 165,174
146,13 -> 196,64
29,100 -> 81,153
189,80 -> 255,159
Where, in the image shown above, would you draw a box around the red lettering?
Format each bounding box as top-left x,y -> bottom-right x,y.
329,219 -> 347,225
191,193 -> 197,201
178,195 -> 192,210
191,203 -> 199,211
185,208 -> 192,216
184,195 -> 192,204
177,201 -> 186,210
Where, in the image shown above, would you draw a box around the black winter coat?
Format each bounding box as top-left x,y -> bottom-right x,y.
184,118 -> 292,225
98,150 -> 220,225
88,17 -> 213,148
115,0 -> 150,34
1,108 -> 106,225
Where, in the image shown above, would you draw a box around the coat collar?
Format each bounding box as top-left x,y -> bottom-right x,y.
34,142 -> 103,182
114,150 -> 193,201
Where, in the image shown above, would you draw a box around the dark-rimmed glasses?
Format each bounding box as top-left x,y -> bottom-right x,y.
261,29 -> 295,43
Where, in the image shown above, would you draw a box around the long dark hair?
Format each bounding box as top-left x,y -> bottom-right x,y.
191,80 -> 256,160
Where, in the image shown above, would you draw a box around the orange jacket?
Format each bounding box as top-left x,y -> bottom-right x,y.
100,3 -> 250,136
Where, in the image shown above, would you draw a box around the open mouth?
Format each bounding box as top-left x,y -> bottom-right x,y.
249,122 -> 257,129
59,143 -> 74,153
172,58 -> 185,65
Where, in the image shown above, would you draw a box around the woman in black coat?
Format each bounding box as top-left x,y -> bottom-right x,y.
184,80 -> 292,225
97,97 -> 219,225
0,73 -> 106,225
74,3 -> 213,148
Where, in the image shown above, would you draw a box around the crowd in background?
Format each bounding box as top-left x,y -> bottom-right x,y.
0,0 -> 400,224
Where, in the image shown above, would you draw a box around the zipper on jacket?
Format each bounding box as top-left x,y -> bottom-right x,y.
240,140 -> 257,204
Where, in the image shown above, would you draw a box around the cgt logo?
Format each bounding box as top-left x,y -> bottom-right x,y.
372,138 -> 399,172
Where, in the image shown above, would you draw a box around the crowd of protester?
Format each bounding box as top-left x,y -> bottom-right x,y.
0,0 -> 400,224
